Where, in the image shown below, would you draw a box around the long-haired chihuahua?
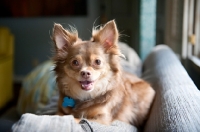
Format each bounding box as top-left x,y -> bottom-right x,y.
52,20 -> 155,127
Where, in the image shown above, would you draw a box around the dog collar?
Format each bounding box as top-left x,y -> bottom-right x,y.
62,97 -> 75,108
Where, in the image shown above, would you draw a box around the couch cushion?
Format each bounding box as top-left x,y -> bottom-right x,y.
142,45 -> 200,131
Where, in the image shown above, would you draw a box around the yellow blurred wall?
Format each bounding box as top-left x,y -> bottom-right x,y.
0,27 -> 14,109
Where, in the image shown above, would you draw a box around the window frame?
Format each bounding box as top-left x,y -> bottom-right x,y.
182,0 -> 200,67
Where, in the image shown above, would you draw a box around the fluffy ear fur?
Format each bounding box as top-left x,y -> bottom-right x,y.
92,20 -> 123,57
53,23 -> 78,50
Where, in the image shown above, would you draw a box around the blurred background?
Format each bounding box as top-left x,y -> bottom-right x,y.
0,0 -> 199,114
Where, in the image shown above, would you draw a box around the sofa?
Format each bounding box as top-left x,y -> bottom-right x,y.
1,44 -> 200,132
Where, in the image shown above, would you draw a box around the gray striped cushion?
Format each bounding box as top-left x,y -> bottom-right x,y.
143,45 -> 200,132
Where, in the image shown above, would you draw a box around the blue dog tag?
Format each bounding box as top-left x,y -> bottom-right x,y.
62,97 -> 75,108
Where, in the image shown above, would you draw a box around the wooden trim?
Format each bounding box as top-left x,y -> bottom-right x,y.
182,0 -> 189,59
194,0 -> 200,56
187,0 -> 195,57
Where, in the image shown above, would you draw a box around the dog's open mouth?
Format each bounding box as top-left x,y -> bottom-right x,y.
79,81 -> 94,91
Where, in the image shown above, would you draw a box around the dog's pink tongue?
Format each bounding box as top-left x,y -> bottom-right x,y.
80,81 -> 93,91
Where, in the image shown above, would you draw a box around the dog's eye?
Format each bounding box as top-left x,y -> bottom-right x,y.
95,59 -> 101,65
72,60 -> 79,66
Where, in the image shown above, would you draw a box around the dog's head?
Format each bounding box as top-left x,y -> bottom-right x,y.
52,20 -> 124,100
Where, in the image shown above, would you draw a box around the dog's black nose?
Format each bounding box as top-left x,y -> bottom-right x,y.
81,71 -> 91,79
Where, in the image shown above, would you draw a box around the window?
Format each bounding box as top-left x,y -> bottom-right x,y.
182,0 -> 200,61
165,0 -> 200,88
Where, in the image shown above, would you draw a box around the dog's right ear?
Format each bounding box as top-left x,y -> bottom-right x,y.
52,23 -> 78,50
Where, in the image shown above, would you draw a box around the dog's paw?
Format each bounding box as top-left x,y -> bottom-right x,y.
74,118 -> 80,123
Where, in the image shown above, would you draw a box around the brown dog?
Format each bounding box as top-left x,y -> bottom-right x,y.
52,20 -> 155,127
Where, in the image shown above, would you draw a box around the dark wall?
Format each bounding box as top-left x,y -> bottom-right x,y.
156,0 -> 165,45
185,59 -> 200,89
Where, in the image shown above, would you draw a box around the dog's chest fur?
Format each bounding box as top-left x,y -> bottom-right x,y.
57,71 -> 154,126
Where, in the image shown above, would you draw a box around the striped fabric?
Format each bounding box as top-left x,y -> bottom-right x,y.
17,61 -> 57,115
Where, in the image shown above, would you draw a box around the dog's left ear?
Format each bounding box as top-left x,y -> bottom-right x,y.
52,23 -> 78,51
92,20 -> 123,57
